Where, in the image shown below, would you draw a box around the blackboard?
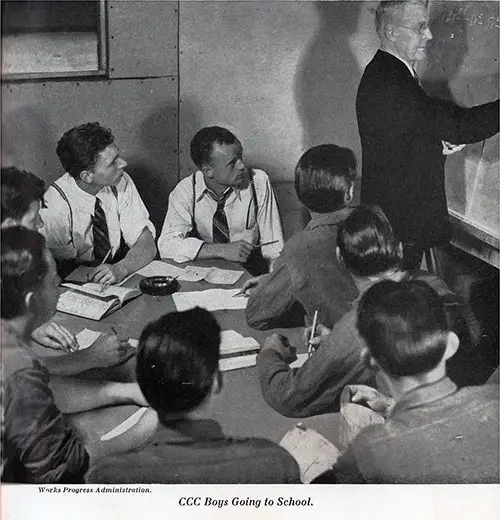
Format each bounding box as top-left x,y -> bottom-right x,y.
422,1 -> 499,245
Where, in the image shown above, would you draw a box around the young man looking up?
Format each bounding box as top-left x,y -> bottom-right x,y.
40,122 -> 156,283
245,144 -> 358,329
88,307 -> 300,484
158,126 -> 284,275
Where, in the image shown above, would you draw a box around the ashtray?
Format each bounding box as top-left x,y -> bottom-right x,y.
139,276 -> 179,296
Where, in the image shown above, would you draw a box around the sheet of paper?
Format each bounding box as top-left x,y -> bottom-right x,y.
129,338 -> 139,348
172,288 -> 248,312
219,354 -> 257,372
220,330 -> 260,355
75,329 -> 102,350
290,353 -> 308,369
135,261 -> 185,279
100,407 -> 149,441
204,267 -> 244,285
280,425 -> 341,483
179,265 -> 212,282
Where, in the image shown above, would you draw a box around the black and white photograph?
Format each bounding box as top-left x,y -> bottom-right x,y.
1,0 -> 499,518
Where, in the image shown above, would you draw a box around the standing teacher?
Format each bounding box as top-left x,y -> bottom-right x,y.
357,1 -> 499,269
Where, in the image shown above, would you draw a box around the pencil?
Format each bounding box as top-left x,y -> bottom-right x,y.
308,310 -> 318,357
255,240 -> 279,248
100,249 -> 112,265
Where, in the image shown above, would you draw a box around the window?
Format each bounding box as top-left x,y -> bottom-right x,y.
1,0 -> 106,80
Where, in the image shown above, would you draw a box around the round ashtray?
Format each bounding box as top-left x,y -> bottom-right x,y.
139,276 -> 179,296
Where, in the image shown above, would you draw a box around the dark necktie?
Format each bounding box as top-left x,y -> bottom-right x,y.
92,197 -> 111,262
212,189 -> 232,244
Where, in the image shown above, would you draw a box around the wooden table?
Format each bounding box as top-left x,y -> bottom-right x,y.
40,259 -> 338,444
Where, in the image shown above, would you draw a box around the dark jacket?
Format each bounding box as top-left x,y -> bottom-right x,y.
357,50 -> 499,248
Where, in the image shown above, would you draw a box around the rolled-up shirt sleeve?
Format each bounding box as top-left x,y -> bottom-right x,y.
4,362 -> 89,483
117,173 -> 156,247
158,181 -> 204,262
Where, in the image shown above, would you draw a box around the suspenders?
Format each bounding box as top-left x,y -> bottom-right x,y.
50,182 -> 121,255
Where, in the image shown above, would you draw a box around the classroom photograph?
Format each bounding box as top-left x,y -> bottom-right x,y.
1,0 -> 499,489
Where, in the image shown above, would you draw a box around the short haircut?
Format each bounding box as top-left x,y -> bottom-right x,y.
1,167 -> 45,223
295,144 -> 356,213
190,126 -> 238,169
1,227 -> 49,320
56,122 -> 114,178
136,307 -> 221,415
337,204 -> 402,277
357,279 -> 449,376
375,1 -> 426,34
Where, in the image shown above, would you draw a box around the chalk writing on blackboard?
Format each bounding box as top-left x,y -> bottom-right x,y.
441,5 -> 500,30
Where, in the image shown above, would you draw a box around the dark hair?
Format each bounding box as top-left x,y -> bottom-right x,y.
136,307 -> 221,414
190,126 -> 238,169
358,279 -> 449,377
56,122 -> 114,178
337,204 -> 402,276
1,227 -> 49,319
1,167 -> 45,223
295,144 -> 356,213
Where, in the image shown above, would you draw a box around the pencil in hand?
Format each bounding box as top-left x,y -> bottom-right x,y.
308,310 -> 318,357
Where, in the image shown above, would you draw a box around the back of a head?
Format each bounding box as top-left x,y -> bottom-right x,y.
1,226 -> 48,320
136,307 -> 221,415
375,1 -> 423,35
295,144 -> 356,213
337,204 -> 402,277
190,126 -> 237,169
1,167 -> 45,224
56,122 -> 114,178
357,279 -> 449,377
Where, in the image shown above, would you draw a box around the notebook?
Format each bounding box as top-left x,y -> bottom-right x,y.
57,282 -> 141,320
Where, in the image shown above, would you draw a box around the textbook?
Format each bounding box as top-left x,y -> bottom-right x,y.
57,282 -> 141,320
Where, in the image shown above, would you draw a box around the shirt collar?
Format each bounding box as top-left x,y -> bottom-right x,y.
195,171 -> 242,203
306,207 -> 353,231
391,376 -> 458,415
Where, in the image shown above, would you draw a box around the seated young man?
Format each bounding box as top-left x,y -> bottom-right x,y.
1,166 -> 78,352
315,280 -> 499,484
257,204 -> 457,418
1,167 -> 136,374
157,126 -> 284,275
40,122 -> 156,283
1,227 -> 156,483
245,144 -> 358,329
87,307 -> 300,484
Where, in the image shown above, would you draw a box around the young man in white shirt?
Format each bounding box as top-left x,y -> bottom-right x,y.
40,122 -> 156,284
158,126 -> 284,275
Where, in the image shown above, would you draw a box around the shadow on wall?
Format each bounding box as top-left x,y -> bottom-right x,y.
1,105 -> 59,182
178,97 -> 204,179
294,1 -> 363,162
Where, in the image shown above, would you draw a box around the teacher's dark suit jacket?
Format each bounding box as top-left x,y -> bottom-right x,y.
357,50 -> 499,249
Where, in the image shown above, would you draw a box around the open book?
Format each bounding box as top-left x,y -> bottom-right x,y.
57,282 -> 141,320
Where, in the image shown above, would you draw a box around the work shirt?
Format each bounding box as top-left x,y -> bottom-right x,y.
328,377 -> 500,484
246,208 -> 357,330
87,417 -> 300,484
1,322 -> 89,483
257,271 -> 456,418
40,172 -> 155,262
158,169 -> 284,263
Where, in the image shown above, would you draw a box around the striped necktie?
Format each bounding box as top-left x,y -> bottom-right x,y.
92,197 -> 111,263
212,189 -> 232,244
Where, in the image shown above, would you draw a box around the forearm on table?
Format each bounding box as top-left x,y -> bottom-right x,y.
50,377 -> 143,414
115,228 -> 157,276
196,242 -> 229,260
43,351 -> 99,377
